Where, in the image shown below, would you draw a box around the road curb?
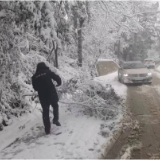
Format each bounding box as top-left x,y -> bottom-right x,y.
103,125 -> 123,158
103,107 -> 131,158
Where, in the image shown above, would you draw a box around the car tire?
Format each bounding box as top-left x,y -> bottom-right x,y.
118,73 -> 125,84
119,76 -> 124,84
121,78 -> 124,84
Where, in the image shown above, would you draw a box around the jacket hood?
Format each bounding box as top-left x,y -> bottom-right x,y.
36,62 -> 49,73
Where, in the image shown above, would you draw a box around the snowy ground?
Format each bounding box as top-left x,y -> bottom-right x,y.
95,71 -> 127,99
0,71 -> 127,159
157,65 -> 160,72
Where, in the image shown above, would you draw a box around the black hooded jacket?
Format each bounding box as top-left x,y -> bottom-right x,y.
32,62 -> 61,102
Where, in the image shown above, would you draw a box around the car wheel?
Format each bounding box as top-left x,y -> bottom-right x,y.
119,76 -> 124,84
121,77 -> 124,84
118,73 -> 125,84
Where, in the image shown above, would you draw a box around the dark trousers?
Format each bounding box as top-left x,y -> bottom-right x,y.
40,99 -> 59,133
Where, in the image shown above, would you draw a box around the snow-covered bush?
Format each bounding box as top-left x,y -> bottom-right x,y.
56,56 -> 122,120
76,81 -> 121,120
0,49 -> 58,130
60,77 -> 122,120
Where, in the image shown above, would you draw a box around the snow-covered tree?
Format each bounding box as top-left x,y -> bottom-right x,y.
121,1 -> 160,61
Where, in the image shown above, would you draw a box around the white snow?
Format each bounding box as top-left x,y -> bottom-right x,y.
157,65 -> 160,72
98,58 -> 114,62
97,59 -> 119,67
152,69 -> 160,79
95,71 -> 127,99
121,146 -> 132,159
0,10 -> 7,18
0,103 -> 122,159
0,110 -> 41,152
120,143 -> 142,159
0,65 -> 125,159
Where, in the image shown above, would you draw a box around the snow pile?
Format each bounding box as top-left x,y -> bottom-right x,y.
98,59 -> 114,62
152,70 -> 160,80
71,80 -> 122,120
157,65 -> 160,72
95,71 -> 127,99
120,143 -> 142,159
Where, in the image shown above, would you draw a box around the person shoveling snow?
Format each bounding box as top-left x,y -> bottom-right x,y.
32,62 -> 62,134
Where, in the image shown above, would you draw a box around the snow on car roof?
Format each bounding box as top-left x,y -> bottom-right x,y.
123,61 -> 142,64
144,59 -> 154,61
98,59 -> 114,62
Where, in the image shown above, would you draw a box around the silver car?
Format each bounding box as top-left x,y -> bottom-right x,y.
144,59 -> 155,69
118,61 -> 152,84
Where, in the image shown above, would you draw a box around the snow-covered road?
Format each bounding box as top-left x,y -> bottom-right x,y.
106,69 -> 160,159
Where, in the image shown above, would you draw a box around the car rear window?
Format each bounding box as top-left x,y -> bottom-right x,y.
123,62 -> 145,69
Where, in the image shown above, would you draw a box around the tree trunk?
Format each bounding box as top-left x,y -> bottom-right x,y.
117,39 -> 121,61
77,17 -> 85,67
132,33 -> 137,60
73,6 -> 78,41
54,31 -> 59,68
54,45 -> 58,68
86,1 -> 91,23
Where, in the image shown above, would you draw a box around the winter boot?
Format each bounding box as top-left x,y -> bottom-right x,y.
46,131 -> 50,135
53,120 -> 61,126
